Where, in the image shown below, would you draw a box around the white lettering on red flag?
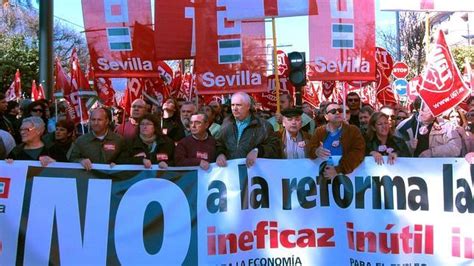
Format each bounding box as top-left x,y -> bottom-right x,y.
194,0 -> 267,94
308,0 -> 376,81
418,30 -> 469,116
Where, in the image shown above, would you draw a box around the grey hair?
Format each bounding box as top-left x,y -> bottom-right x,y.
22,116 -> 45,133
231,92 -> 252,106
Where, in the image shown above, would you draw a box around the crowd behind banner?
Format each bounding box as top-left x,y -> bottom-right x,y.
0,90 -> 474,173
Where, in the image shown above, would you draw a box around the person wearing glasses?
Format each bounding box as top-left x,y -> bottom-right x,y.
395,109 -> 409,126
175,112 -> 216,170
365,112 -> 410,165
346,92 -> 361,127
6,117 -> 59,166
380,105 -> 397,131
124,113 -> 175,169
115,98 -> 148,140
308,102 -> 365,179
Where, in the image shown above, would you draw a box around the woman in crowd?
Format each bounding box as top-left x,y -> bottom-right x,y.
7,117 -> 57,166
446,108 -> 467,128
126,113 -> 175,169
161,98 -> 185,142
47,119 -> 75,162
365,112 -> 410,165
446,107 -> 471,156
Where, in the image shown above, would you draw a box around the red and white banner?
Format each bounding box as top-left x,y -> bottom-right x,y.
418,31 -> 470,116
380,0 -> 474,12
5,69 -> 21,101
407,75 -> 422,102
374,47 -> 397,106
94,77 -> 116,107
82,0 -> 160,77
224,0 -> 318,20
303,81 -> 320,108
194,0 -> 268,94
30,80 -> 45,101
308,0 -> 376,81
155,0 -> 195,59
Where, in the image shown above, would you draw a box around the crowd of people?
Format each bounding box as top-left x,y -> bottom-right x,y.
1,91 -> 473,177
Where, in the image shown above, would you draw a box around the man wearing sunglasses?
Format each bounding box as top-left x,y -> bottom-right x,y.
346,92 -> 361,127
308,102 -> 365,179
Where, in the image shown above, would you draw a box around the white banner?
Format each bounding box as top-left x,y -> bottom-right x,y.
0,158 -> 473,265
380,0 -> 474,12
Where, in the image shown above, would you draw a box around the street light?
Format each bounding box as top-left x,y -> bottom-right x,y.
461,13 -> 470,46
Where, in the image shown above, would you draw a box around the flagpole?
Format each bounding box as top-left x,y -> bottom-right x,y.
77,95 -> 86,134
272,18 -> 281,113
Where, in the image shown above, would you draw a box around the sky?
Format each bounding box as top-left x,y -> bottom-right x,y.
52,0 -> 397,58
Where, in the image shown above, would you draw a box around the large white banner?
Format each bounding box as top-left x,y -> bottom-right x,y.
380,0 -> 474,12
0,158 -> 473,265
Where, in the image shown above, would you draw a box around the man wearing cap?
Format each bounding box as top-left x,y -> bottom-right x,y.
279,108 -> 311,159
267,94 -> 316,134
308,102 -> 365,179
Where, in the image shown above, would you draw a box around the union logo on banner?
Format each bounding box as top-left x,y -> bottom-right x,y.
418,30 -> 469,116
0,177 -> 11,199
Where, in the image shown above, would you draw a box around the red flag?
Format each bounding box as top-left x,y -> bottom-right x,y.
418,30 -> 470,116
95,77 -> 116,107
253,76 -> 295,112
322,81 -> 336,99
121,78 -> 144,116
194,0 -> 268,94
142,78 -> 171,106
303,81 -> 320,108
82,0 -> 158,77
308,0 -> 376,81
54,58 -> 72,99
155,0 -> 195,59
5,69 -> 21,101
171,67 -> 183,92
68,48 -> 95,123
31,80 -> 45,101
374,47 -> 397,106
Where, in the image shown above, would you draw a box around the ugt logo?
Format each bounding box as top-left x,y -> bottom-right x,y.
423,44 -> 454,93
0,177 -> 11,198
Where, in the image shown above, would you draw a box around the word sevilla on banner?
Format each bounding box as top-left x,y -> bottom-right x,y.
155,0 -> 195,59
82,0 -> 159,77
194,0 -> 268,94
308,0 -> 376,81
224,0 -> 318,20
418,30 -> 470,117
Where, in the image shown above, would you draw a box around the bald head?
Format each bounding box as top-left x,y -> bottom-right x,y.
131,98 -> 147,119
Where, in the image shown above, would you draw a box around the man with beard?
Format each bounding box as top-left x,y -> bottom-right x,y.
180,101 -> 197,136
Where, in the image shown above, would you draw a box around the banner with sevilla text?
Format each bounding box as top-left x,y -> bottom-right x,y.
194,0 -> 268,95
308,0 -> 376,81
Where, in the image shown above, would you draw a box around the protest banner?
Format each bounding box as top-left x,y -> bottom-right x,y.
1,158 -> 473,265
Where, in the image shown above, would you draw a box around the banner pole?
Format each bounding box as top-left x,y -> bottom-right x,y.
272,18 -> 281,114
77,94 -> 86,134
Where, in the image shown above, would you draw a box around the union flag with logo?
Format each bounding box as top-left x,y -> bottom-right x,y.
308,0 -> 376,81
418,30 -> 470,116
194,0 -> 267,94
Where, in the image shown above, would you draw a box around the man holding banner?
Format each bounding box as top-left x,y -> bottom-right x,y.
216,92 -> 281,168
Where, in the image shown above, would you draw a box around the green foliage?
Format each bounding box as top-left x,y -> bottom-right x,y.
0,34 -> 39,93
451,46 -> 474,71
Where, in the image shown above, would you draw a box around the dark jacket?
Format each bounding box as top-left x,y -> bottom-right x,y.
162,116 -> 185,142
8,143 -> 52,160
125,135 -> 175,165
278,130 -> 312,159
308,123 -> 365,175
216,114 -> 281,159
365,135 -> 411,157
69,131 -> 126,164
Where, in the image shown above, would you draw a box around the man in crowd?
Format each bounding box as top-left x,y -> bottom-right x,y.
280,108 -> 311,159
180,101 -> 197,136
115,98 -> 147,140
396,103 -> 461,157
309,102 -> 365,179
175,112 -> 216,170
346,92 -> 361,127
358,105 -> 374,135
216,92 -> 281,168
268,94 -> 315,134
70,107 -> 126,170
200,105 -> 221,137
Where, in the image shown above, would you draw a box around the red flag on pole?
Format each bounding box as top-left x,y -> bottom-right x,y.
54,58 -> 72,99
31,80 -> 45,101
418,30 -> 470,116
5,69 -> 21,101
